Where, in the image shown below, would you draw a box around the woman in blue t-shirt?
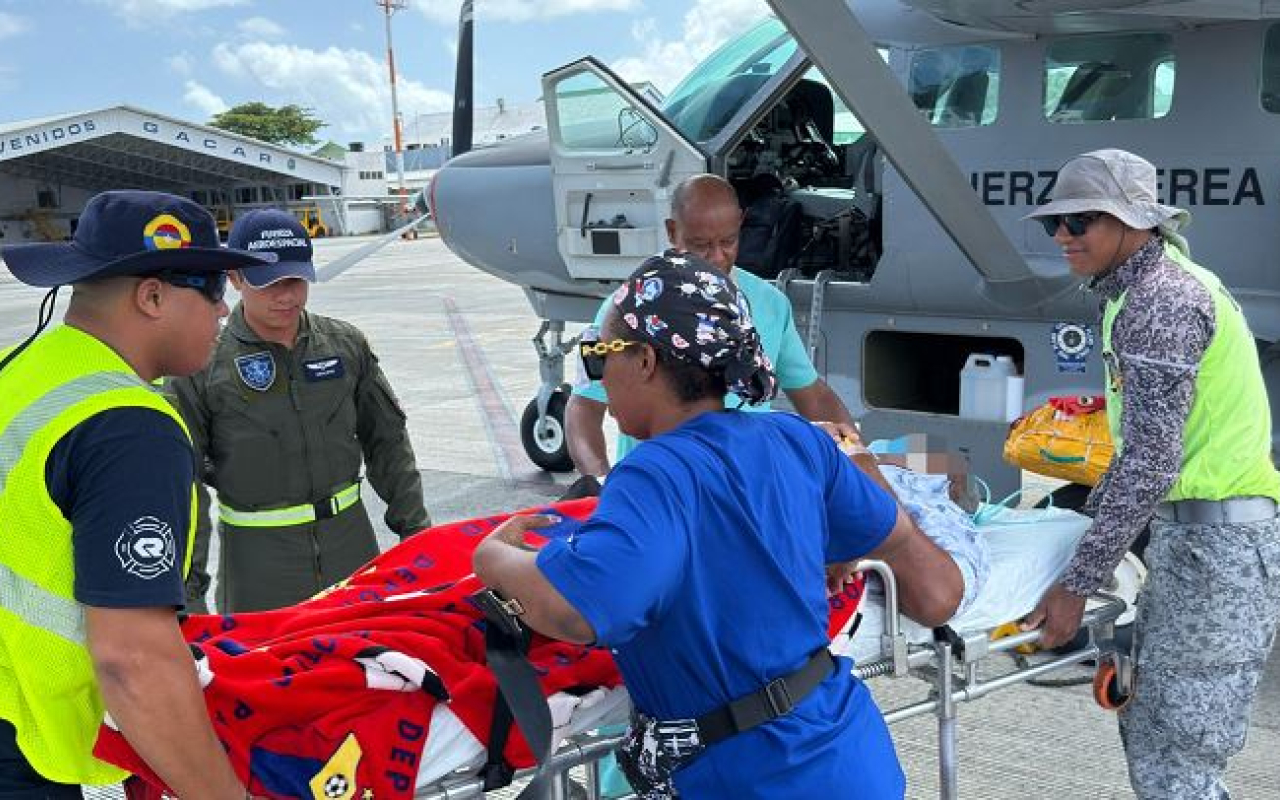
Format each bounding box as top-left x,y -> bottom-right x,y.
474,252 -> 962,799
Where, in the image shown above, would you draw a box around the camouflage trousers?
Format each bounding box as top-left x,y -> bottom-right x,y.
1119,515 -> 1280,799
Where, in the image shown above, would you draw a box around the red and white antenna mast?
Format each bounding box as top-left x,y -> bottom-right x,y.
376,0 -> 409,209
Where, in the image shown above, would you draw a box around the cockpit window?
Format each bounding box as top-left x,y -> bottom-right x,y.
662,17 -> 798,143
1261,25 -> 1280,113
908,45 -> 1000,128
1044,33 -> 1174,123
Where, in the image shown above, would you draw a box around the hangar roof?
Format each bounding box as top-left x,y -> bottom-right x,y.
0,105 -> 343,192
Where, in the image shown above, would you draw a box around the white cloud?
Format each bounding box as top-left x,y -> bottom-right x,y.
209,41 -> 453,139
167,53 -> 195,76
417,0 -> 641,25
0,12 -> 30,39
184,80 -> 230,117
237,16 -> 285,39
612,0 -> 769,94
95,0 -> 248,25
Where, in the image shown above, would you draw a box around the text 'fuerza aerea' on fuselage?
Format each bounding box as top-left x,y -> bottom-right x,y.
971,168 -> 1267,208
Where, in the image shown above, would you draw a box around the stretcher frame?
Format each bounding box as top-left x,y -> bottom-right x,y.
414,559 -> 1130,800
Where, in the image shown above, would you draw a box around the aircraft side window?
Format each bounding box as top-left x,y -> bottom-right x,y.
1260,25 -> 1280,114
908,45 -> 1000,129
552,70 -> 653,152
1044,33 -> 1174,123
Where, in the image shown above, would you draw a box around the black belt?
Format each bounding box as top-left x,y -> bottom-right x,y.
695,649 -> 834,746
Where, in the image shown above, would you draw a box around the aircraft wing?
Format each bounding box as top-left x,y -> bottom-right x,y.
902,0 -> 1280,34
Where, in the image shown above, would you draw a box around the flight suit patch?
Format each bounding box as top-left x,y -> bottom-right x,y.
235,351 -> 275,392
303,356 -> 345,382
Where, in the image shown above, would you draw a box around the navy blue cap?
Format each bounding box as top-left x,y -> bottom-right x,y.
227,208 -> 316,288
0,190 -> 274,288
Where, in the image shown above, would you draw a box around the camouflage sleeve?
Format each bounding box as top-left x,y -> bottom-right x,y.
1060,272 -> 1214,596
353,337 -> 430,537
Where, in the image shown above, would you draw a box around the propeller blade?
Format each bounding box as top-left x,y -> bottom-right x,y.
315,215 -> 428,283
452,0 -> 474,157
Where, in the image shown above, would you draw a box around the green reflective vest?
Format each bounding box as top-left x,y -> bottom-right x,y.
0,324 -> 196,784
1101,245 -> 1280,503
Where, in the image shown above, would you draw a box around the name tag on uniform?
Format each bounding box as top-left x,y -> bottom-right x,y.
302,356 -> 345,382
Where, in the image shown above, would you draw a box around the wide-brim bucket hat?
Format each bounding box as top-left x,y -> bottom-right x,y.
1,190 -> 274,288
1024,148 -> 1190,233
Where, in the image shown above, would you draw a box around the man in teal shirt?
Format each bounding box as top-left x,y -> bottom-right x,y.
566,174 -> 858,479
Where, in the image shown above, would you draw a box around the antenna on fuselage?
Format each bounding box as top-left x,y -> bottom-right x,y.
452,0 -> 474,157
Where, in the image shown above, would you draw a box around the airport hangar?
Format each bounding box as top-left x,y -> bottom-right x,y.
0,105 -> 395,243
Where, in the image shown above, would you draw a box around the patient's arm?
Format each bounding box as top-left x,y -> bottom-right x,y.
861,507 -> 964,627
473,515 -> 597,644
810,421 -> 899,500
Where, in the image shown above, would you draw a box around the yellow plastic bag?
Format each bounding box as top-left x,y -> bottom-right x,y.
1002,397 -> 1113,486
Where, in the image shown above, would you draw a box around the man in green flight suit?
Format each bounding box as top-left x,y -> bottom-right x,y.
170,208 -> 430,613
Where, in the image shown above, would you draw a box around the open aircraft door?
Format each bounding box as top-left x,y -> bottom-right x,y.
543,58 -> 708,281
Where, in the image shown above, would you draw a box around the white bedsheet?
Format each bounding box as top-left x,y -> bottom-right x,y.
832,506 -> 1092,664
416,685 -> 632,788
414,506 -> 1093,791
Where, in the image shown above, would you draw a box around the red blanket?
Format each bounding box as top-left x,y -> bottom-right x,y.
95,498 -> 866,799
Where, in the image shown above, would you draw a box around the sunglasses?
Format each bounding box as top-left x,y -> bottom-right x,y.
157,271 -> 228,304
1039,211 -> 1104,237
580,338 -> 643,381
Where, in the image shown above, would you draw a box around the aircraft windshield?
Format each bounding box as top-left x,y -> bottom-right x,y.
662,18 -> 798,142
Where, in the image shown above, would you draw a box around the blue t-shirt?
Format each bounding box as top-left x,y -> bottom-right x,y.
46,407 -> 191,608
574,268 -> 820,460
537,411 -> 904,798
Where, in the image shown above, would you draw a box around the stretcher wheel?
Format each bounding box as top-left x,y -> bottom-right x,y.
1093,657 -> 1132,711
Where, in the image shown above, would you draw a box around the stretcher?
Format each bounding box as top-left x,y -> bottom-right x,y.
96,502 -> 1132,800
411,506 -> 1134,800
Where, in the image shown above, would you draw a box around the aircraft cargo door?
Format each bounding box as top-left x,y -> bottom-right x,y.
543,58 -> 708,281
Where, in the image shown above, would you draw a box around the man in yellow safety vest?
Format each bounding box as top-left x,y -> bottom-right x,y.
0,190 -> 269,796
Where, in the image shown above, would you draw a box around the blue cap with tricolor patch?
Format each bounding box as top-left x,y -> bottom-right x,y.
0,190 -> 274,288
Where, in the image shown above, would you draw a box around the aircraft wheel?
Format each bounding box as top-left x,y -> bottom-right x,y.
521,388 -> 575,472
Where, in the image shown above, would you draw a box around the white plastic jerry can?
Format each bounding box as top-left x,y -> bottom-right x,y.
959,353 -> 1024,422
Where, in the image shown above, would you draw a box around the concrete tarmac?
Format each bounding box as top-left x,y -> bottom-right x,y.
2,235 -> 1277,798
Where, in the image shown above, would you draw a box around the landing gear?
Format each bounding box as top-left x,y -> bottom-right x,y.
519,320 -> 581,473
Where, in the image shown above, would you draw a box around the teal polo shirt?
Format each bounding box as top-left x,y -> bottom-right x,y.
573,267 -> 819,461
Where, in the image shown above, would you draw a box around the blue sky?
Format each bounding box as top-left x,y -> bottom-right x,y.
0,0 -> 770,149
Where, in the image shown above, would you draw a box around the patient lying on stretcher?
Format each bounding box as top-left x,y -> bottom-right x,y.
821,428 -> 991,619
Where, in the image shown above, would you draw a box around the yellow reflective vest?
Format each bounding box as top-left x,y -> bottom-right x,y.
0,324 -> 195,784
1102,245 -> 1280,503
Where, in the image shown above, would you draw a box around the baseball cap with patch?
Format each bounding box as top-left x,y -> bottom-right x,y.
0,190 -> 274,287
227,208 -> 316,288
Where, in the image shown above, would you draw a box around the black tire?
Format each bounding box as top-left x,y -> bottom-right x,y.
520,389 -> 575,472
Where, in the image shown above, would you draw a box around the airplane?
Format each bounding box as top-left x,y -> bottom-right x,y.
428,0 -> 1280,496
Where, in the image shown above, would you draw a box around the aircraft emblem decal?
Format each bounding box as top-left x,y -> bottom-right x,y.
236,351 -> 275,392
1051,322 -> 1093,374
